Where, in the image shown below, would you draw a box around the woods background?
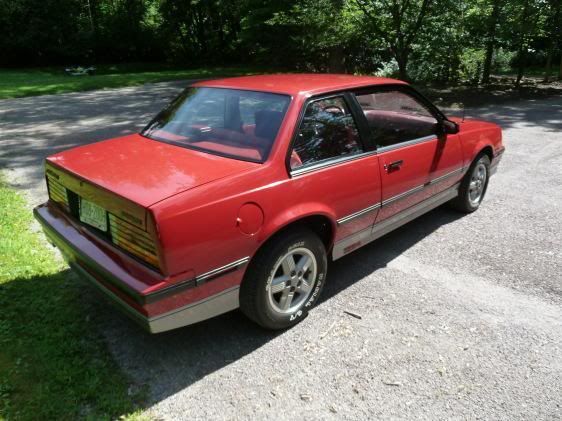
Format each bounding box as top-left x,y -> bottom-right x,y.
0,0 -> 560,84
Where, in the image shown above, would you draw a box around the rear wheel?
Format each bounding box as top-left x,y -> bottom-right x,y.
450,154 -> 491,213
240,228 -> 327,330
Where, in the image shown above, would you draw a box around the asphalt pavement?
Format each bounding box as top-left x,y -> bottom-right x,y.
0,83 -> 560,420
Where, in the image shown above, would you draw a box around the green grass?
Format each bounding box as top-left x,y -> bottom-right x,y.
0,176 -> 145,420
0,63 -> 272,99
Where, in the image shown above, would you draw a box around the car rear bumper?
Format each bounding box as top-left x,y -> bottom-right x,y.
33,203 -> 241,333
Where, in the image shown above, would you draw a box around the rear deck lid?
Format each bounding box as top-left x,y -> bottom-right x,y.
47,134 -> 258,207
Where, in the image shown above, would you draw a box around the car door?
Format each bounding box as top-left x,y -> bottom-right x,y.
287,94 -> 382,256
353,87 -> 462,224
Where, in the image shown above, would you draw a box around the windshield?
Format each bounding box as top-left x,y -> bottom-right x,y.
142,87 -> 291,163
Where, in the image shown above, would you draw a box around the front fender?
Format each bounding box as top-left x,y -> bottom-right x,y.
457,120 -> 502,166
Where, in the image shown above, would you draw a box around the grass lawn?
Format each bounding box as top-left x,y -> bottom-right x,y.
0,63 -> 271,99
0,177 -> 146,420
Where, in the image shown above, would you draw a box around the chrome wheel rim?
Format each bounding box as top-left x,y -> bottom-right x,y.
268,248 -> 317,314
468,162 -> 487,206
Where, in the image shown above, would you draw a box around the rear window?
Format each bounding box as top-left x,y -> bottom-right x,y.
141,87 -> 291,163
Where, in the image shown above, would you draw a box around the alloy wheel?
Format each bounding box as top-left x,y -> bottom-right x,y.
468,162 -> 487,206
268,248 -> 317,314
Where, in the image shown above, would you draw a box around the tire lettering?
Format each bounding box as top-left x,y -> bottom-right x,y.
290,310 -> 303,321
304,274 -> 324,307
288,241 -> 305,251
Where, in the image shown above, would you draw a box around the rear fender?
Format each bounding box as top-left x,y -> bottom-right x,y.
258,202 -> 338,247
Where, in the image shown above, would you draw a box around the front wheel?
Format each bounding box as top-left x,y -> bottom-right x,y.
240,228 -> 327,330
450,154 -> 491,213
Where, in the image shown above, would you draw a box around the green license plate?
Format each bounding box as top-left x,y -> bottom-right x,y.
79,199 -> 107,231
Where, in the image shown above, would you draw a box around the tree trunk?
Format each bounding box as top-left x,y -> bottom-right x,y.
559,53 -> 562,79
544,0 -> 561,82
544,49 -> 554,82
395,52 -> 409,81
482,0 -> 502,84
515,50 -> 527,87
515,0 -> 531,88
328,47 -> 345,73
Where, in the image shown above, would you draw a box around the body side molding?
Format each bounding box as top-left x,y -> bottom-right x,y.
332,183 -> 460,260
337,166 -> 465,226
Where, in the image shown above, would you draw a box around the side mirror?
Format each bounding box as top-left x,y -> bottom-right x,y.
439,119 -> 459,135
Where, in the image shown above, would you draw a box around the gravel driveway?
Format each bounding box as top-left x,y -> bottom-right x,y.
1,84 -> 561,420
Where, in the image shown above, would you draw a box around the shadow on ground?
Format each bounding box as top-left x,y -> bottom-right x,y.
85,205 -> 464,405
0,270 -> 139,419
0,81 -> 186,199
0,82 -> 561,204
465,98 -> 562,133
1,82 -> 560,413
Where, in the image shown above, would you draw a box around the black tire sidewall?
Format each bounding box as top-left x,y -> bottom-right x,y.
256,231 -> 327,329
462,154 -> 491,211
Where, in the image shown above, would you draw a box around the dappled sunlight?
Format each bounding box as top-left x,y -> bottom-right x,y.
443,96 -> 562,132
0,81 -> 186,206
1,81 -> 561,417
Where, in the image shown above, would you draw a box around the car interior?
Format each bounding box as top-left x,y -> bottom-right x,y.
148,109 -> 285,161
356,92 -> 438,147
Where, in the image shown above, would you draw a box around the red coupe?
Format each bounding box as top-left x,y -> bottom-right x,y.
34,74 -> 504,333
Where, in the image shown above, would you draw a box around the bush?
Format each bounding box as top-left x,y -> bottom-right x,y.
460,48 -> 485,83
494,48 -> 516,73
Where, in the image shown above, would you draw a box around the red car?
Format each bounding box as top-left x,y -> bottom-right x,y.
34,74 -> 504,333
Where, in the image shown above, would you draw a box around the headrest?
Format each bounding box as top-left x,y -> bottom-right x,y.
255,110 -> 284,140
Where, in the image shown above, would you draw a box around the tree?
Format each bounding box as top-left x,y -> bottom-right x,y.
543,0 -> 561,82
512,0 -> 540,87
159,0 -> 245,63
481,0 -> 503,84
354,0 -> 433,80
259,0 -> 363,72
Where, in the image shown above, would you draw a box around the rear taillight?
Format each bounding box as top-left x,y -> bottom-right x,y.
47,175 -> 69,211
45,163 -> 161,271
108,213 -> 160,269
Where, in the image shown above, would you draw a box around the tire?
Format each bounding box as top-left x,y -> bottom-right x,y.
240,228 -> 328,330
450,154 -> 491,213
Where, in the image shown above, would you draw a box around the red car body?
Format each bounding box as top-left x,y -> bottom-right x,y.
34,74 -> 504,332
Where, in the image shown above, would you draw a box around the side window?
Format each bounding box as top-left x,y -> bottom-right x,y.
290,96 -> 363,170
356,90 -> 438,148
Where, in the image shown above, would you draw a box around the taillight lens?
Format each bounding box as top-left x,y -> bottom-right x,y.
108,213 -> 160,269
47,175 -> 69,211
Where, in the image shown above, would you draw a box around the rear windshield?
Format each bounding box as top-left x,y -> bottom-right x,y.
141,87 -> 291,163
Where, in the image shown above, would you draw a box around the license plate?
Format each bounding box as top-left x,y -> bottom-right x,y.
79,199 -> 107,231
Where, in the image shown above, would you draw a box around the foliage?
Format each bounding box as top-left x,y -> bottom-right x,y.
354,0 -> 433,80
0,0 -> 560,89
0,176 -> 145,419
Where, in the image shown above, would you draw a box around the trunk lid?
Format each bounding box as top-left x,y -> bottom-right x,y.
47,134 -> 258,207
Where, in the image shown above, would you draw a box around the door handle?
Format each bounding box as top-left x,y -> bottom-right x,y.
384,160 -> 403,171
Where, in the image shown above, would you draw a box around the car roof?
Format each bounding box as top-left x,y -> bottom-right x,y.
191,73 -> 407,97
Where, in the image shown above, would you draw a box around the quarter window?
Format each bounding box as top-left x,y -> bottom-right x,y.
290,96 -> 363,170
355,90 -> 438,148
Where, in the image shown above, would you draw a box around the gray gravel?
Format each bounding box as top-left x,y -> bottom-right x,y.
0,83 -> 561,420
